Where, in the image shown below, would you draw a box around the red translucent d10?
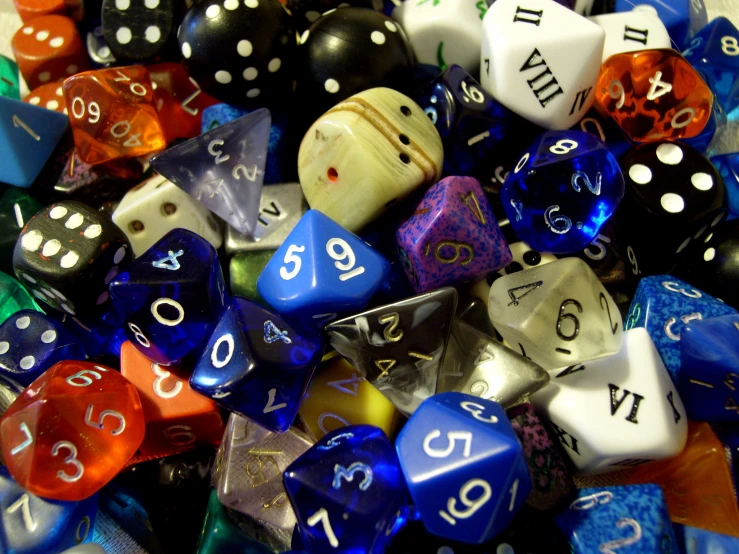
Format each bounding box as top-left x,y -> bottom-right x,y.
595,49 -> 713,142
0,360 -> 145,501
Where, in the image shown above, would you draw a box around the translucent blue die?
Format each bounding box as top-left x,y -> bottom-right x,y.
555,484 -> 677,554
624,275 -> 737,382
674,524 -> 739,553
395,392 -> 531,544
109,229 -> 228,365
501,130 -> 625,254
283,425 -> 406,554
257,210 -> 391,325
0,466 -> 98,553
711,153 -> 739,219
190,297 -> 324,433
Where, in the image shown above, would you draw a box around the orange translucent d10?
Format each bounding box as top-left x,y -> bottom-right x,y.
0,360 -> 145,501
595,49 -> 713,142
62,65 -> 166,165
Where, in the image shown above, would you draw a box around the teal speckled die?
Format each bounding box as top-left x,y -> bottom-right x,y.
555,484 -> 678,554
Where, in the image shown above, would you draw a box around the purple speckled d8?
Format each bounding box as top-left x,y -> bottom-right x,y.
396,176 -> 511,293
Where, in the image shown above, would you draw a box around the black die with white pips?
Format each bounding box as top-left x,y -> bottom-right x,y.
614,141 -> 727,278
178,0 -> 296,106
101,0 -> 175,62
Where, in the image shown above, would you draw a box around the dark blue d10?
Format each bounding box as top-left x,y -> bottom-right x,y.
501,130 -> 625,254
283,425 -> 406,554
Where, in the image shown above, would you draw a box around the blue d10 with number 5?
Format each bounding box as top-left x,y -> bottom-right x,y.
257,210 -> 391,324
395,392 -> 531,544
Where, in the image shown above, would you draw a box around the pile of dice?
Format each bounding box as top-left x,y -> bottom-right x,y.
0,0 -> 737,551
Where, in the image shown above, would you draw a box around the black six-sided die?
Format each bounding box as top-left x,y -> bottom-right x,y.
101,0 -> 175,62
287,0 -> 383,32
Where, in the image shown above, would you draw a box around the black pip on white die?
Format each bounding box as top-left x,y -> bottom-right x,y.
102,0 -> 174,61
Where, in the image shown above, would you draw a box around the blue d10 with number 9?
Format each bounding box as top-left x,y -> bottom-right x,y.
395,392 -> 531,544
257,210 -> 391,324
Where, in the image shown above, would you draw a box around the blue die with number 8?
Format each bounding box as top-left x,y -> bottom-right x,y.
501,130 -> 625,254
257,210 -> 391,324
395,392 -> 531,544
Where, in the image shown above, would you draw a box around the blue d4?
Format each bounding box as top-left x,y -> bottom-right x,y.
624,275 -> 737,382
257,210 -> 391,323
151,108 -> 270,235
712,153 -> 739,219
614,0 -> 707,45
679,314 -> 739,421
109,229 -> 227,365
501,130 -> 625,254
395,392 -> 531,544
0,466 -> 98,553
0,310 -> 85,387
283,425 -> 406,554
555,484 -> 677,554
190,297 -> 324,433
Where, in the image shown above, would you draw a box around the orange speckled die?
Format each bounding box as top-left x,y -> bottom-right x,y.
595,49 -> 713,142
62,66 -> 166,165
11,15 -> 89,90
0,360 -> 145,501
120,341 -> 224,458
23,81 -> 67,113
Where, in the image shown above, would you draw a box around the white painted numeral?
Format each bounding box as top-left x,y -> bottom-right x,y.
7,493 -> 36,531
52,441 -> 84,483
233,164 -> 258,181
151,298 -> 185,326
423,430 -> 472,458
722,36 -> 739,55
10,422 -> 33,455
662,281 -> 702,298
307,507 -> 339,548
211,333 -> 234,368
128,322 -> 151,348
12,115 -> 40,140
646,71 -> 673,100
460,401 -> 499,423
327,375 -> 364,396
460,81 -> 484,103
152,364 -> 182,399
208,139 -> 230,164
584,233 -> 611,261
599,518 -> 642,553
280,244 -> 305,280
165,425 -> 196,446
508,478 -> 519,511
438,478 -> 492,525
570,491 -> 614,510
66,369 -> 103,387
152,250 -> 183,271
326,238 -> 365,281
671,107 -> 696,129
549,139 -> 578,155
76,516 -> 91,543
318,413 -> 350,434
263,388 -> 287,413
85,404 -> 126,435
608,79 -> 626,109
71,97 -> 100,124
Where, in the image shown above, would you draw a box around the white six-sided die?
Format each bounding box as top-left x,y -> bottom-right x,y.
589,5 -> 672,62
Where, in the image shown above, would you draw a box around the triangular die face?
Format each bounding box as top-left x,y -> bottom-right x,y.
151,109 -> 271,235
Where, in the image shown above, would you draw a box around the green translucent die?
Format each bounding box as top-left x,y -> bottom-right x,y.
229,250 -> 274,307
195,490 -> 273,554
0,271 -> 43,324
0,56 -> 20,100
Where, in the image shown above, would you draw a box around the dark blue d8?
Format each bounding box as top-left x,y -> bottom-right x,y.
190,296 -> 324,432
283,425 -> 406,554
501,130 -> 625,254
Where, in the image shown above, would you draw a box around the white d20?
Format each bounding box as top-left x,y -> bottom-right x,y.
488,257 -> 622,370
480,0 -> 605,129
589,6 -> 671,62
531,328 -> 688,474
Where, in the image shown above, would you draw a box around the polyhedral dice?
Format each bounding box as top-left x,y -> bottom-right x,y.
24,82 -> 68,114
0,272 -> 42,325
531,328 -> 687,474
11,15 -> 90,90
480,0 -> 605,130
112,174 -> 222,257
683,16 -> 739,114
392,0 -> 486,73
595,49 -> 714,142
712,153 -> 739,217
0,96 -> 69,187
0,374 -> 23,418
500,130 -> 625,254
555,484 -> 677,553
85,22 -> 117,68
0,310 -> 85,387
101,0 -> 174,62
327,288 -> 457,415
229,250 -> 274,304
284,425 -> 406,553
0,466 -> 98,554
190,297 -> 324,433
150,108 -> 269,236
572,107 -> 633,160
614,0 -> 707,46
674,525 -> 739,553
0,360 -> 145,500
568,220 -> 626,286
13,201 -> 132,317
455,293 -> 497,338
624,275 -> 737,381
178,0 -> 295,106
120,341 -> 225,457
298,87 -> 443,232
488,257 -> 623,370
256,210 -> 391,322
62,66 -> 166,165
614,142 -> 727,276
397,176 -> 511,292
0,55 -> 20,100
396,392 -> 532,543
0,186 -> 42,275
437,319 -> 549,407
589,6 -> 671,61
214,413 -> 313,529
288,0 -> 383,32
109,228 -> 227,365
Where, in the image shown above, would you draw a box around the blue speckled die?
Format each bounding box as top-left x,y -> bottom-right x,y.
624,275 -> 737,382
555,484 -> 678,554
673,523 -> 739,553
712,153 -> 739,219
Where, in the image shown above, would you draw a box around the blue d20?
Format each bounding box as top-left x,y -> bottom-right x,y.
711,153 -> 739,219
257,210 -> 391,323
0,96 -> 69,188
673,523 -> 739,553
679,314 -> 739,421
151,108 -> 270,235
624,276 -> 737,382
555,484 -> 677,554
283,425 -> 406,554
395,392 -> 531,544
0,309 -> 86,386
682,97 -> 726,156
571,108 -> 633,161
109,229 -> 227,365
614,0 -> 707,45
501,130 -> 625,254
190,297 -> 324,433
0,466 -> 98,553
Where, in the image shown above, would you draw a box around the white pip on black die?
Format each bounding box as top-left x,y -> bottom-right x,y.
102,0 -> 175,62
